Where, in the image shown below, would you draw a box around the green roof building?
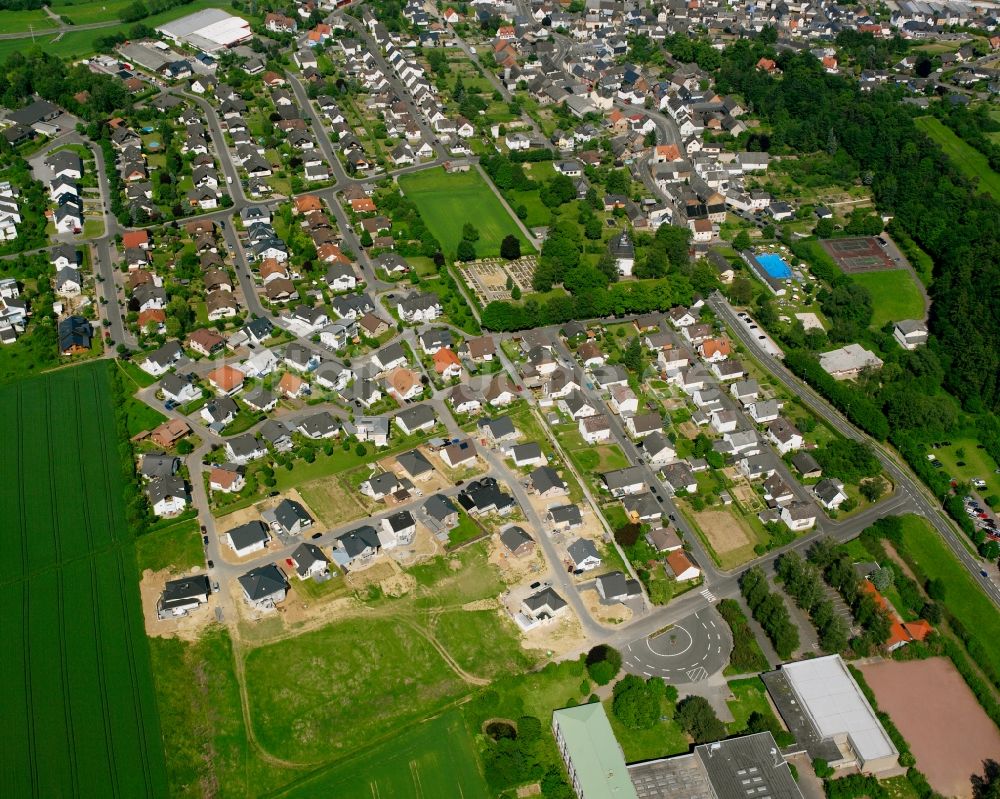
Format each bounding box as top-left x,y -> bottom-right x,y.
552,703 -> 638,799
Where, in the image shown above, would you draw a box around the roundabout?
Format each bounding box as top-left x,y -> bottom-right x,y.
621,607 -> 732,684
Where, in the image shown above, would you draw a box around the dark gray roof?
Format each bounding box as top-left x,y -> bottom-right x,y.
696,732 -> 803,799
511,442 -> 543,462
140,452 -> 180,479
238,564 -> 287,601
273,498 -> 312,530
161,574 -> 211,609
601,465 -> 647,490
423,493 -> 457,521
227,433 -> 262,457
500,525 -> 533,553
567,537 -> 600,566
523,587 -> 567,613
549,503 -> 582,526
384,510 -> 415,532
596,571 -> 641,600
790,452 -> 821,475
228,520 -> 270,549
396,448 -> 433,477
529,465 -> 564,494
298,411 -> 338,437
396,404 -> 435,430
146,475 -> 187,504
259,419 -> 294,444
477,415 -> 516,439
337,525 -> 381,557
457,477 -> 514,514
290,542 -> 329,577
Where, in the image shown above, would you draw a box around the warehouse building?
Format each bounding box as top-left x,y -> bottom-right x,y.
156,9 -> 252,53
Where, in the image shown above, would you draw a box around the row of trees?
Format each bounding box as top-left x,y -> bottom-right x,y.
775,552 -> 851,653
807,539 -> 894,655
717,599 -> 770,673
739,566 -> 800,660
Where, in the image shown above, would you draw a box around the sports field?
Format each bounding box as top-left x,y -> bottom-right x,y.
398,167 -> 533,260
274,709 -> 490,799
851,269 -> 925,327
0,362 -> 168,797
916,115 -> 1000,202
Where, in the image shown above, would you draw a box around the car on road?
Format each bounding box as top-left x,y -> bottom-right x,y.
164,399 -> 177,411
207,559 -> 214,569
202,535 -> 209,545
981,569 -> 989,578
201,525 -> 206,533
268,490 -> 279,497
529,581 -> 541,589
311,532 -> 323,540
212,581 -> 220,592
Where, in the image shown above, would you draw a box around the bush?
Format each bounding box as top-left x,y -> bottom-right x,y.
812,758 -> 834,779
717,599 -> 770,673
611,675 -> 662,730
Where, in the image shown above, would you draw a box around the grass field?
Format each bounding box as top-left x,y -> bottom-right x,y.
434,609 -> 538,678
603,696 -> 688,762
398,167 -> 533,260
850,269 -> 926,328
0,362 -> 168,797
135,518 -> 203,574
915,116 -> 1000,202
0,7 -> 57,32
898,514 -> 1000,680
273,709 -> 489,799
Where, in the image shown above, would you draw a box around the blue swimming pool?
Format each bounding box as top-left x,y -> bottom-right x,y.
757,253 -> 792,279
141,126 -> 155,133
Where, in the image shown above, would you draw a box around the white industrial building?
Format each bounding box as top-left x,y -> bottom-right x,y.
766,655 -> 900,776
156,9 -> 252,53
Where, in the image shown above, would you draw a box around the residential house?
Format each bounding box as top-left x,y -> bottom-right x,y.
567,538 -> 602,572
238,564 -> 288,610
226,520 -> 270,557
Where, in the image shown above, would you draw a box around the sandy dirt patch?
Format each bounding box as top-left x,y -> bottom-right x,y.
521,612 -> 590,659
387,524 -> 441,567
678,421 -> 700,440
488,537 -> 546,584
692,508 -> 753,553
860,657 -> 1000,799
344,558 -> 398,592
139,568 -> 216,640
581,588 -> 632,625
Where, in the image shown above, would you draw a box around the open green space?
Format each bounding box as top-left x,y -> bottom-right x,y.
398,167 -> 532,260
447,509 -> 484,547
0,362 -> 168,797
928,437 -> 1000,500
0,8 -> 57,33
245,616 -> 471,762
135,518 -> 203,575
434,610 -> 538,679
850,269 -> 925,328
726,677 -> 784,734
124,394 -> 168,437
897,514 -> 1000,680
273,708 -> 490,799
915,116 -> 1000,202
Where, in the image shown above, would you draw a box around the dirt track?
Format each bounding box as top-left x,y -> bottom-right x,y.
860,657 -> 1000,798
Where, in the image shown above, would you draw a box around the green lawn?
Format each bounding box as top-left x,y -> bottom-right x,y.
272,709 -> 490,799
123,395 -> 167,437
0,7 -> 57,32
726,677 -> 780,733
898,514 -> 1000,680
603,697 -> 689,763
398,167 -> 533,260
850,269 -> 925,328
135,518 -> 203,574
244,616 -> 472,762
115,357 -> 158,388
447,509 -> 484,547
928,437 -> 1000,500
0,362 -> 168,797
915,115 -> 1000,202
434,609 -> 539,679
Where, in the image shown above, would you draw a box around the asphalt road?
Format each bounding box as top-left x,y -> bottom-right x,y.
622,606 -> 731,683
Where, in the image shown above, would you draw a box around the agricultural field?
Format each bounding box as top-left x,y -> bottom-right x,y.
0,7 -> 56,33
273,709 -> 490,799
850,269 -> 926,328
0,363 -> 168,797
398,167 -> 532,260
897,514 -> 1000,679
915,116 -> 1000,202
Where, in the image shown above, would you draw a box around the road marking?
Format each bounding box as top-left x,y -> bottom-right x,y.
643,671 -> 651,677
700,589 -> 716,602
686,666 -> 708,682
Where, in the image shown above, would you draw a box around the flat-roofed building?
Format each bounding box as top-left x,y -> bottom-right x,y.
762,655 -> 899,776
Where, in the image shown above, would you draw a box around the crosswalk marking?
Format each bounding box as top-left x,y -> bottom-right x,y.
700,588 -> 716,602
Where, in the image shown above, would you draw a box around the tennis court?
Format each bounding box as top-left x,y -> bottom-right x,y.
821,237 -> 896,273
